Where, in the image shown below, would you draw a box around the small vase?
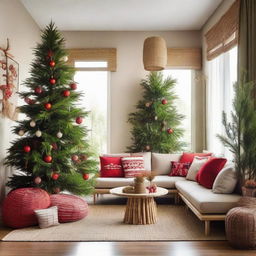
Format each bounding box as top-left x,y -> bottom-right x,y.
134,182 -> 146,194
242,186 -> 256,197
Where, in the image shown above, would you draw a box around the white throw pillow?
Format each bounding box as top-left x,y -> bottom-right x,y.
152,153 -> 182,175
34,206 -> 59,229
131,152 -> 151,171
186,156 -> 209,181
212,164 -> 238,194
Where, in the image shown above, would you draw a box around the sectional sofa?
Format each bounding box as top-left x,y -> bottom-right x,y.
94,152 -> 241,235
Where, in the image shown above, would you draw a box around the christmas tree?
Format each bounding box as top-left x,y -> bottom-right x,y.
5,22 -> 98,195
127,71 -> 185,153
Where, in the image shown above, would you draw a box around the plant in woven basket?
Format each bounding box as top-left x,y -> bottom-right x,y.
134,174 -> 146,194
242,179 -> 256,197
244,180 -> 256,189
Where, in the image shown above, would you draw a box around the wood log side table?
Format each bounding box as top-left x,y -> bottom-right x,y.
110,186 -> 168,225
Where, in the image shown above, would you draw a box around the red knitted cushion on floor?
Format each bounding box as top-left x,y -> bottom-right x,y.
50,194 -> 89,223
2,188 -> 50,228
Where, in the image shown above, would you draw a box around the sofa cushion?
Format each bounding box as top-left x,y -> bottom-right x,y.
212,164 -> 238,194
186,156 -> 209,181
121,156 -> 146,177
196,157 -> 227,189
100,157 -> 123,177
169,161 -> 190,177
153,176 -> 186,188
152,153 -> 182,175
131,152 -> 151,171
176,180 -> 241,214
95,177 -> 134,188
180,152 -> 212,163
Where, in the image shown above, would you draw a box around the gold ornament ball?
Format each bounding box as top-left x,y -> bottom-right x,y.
35,130 -> 42,137
57,131 -> 63,138
18,130 -> 25,136
30,120 -> 36,127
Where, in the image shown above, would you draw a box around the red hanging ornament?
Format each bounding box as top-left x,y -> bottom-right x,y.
72,155 -> 79,162
44,102 -> 52,110
167,128 -> 174,134
34,86 -> 43,94
44,155 -> 52,163
62,90 -> 70,97
51,172 -> 60,180
47,50 -> 53,57
49,60 -> 55,67
49,78 -> 56,85
34,176 -> 42,185
51,143 -> 58,150
162,99 -> 168,105
76,117 -> 83,124
23,145 -> 31,153
70,83 -> 77,90
83,173 -> 89,180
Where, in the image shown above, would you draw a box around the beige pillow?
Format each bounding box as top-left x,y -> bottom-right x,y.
152,153 -> 182,175
34,206 -> 59,229
131,152 -> 151,171
212,164 -> 238,194
186,156 -> 209,181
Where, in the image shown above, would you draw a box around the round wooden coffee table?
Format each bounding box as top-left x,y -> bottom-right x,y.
110,186 -> 168,225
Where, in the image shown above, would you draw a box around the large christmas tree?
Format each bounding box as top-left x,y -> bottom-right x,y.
127,72 -> 185,153
5,23 -> 98,195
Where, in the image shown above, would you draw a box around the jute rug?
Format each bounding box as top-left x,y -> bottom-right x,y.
2,205 -> 225,241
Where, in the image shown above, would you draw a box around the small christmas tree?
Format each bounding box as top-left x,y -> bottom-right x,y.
127,72 -> 185,153
5,22 -> 98,195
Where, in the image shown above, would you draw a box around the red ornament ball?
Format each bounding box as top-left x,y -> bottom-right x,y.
83,173 -> 89,180
49,60 -> 55,67
44,103 -> 52,110
44,155 -> 52,163
70,83 -> 77,90
62,90 -> 70,97
72,155 -> 79,162
80,154 -> 88,161
51,172 -> 60,180
47,50 -> 54,57
162,99 -> 168,105
34,86 -> 43,94
167,128 -> 174,134
76,117 -> 83,124
34,176 -> 42,185
23,145 -> 31,153
49,78 -> 56,85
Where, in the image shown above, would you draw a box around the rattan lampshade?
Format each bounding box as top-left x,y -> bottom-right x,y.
143,36 -> 167,71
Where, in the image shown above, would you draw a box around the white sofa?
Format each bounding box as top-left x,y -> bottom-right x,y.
95,152 -> 241,235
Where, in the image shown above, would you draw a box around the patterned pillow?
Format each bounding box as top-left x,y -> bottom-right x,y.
169,161 -> 191,177
100,157 -> 123,177
34,206 -> 59,229
121,156 -> 146,178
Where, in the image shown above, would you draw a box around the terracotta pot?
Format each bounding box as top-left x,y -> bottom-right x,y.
242,186 -> 256,197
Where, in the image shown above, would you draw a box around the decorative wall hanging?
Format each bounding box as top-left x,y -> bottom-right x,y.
143,36 -> 167,71
0,39 -> 19,120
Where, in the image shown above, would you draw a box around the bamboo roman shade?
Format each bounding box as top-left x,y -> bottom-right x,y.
205,0 -> 240,61
67,48 -> 117,71
167,48 -> 202,69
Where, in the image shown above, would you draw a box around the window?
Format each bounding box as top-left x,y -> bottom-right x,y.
206,46 -> 238,158
162,69 -> 192,150
74,64 -> 109,155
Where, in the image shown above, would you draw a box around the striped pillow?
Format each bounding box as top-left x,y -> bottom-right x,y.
34,206 -> 59,229
121,156 -> 146,178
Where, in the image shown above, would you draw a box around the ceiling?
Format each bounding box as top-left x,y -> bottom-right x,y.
21,0 -> 223,31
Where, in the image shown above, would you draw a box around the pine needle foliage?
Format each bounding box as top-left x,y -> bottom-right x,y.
4,22 -> 98,195
127,72 -> 185,153
217,75 -> 256,183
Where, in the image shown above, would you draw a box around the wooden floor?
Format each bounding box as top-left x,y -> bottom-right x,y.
0,195 -> 255,255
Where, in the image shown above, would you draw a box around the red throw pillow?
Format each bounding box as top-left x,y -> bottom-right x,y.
100,157 -> 123,177
180,152 -> 212,163
169,161 -> 191,177
196,158 -> 227,189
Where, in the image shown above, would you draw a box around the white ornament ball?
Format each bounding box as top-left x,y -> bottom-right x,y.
18,130 -> 25,136
62,56 -> 68,62
30,120 -> 36,127
35,130 -> 42,137
57,131 -> 63,138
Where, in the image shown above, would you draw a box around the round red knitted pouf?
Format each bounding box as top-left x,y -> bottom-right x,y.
2,188 -> 50,228
50,194 -> 89,223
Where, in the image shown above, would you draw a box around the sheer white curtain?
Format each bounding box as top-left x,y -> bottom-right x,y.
206,47 -> 237,159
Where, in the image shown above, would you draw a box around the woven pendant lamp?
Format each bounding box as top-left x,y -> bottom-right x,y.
143,36 -> 167,71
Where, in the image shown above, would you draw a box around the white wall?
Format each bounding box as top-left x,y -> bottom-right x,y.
62,31 -> 201,153
0,0 -> 40,201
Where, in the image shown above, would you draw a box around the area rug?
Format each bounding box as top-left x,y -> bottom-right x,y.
2,205 -> 225,241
